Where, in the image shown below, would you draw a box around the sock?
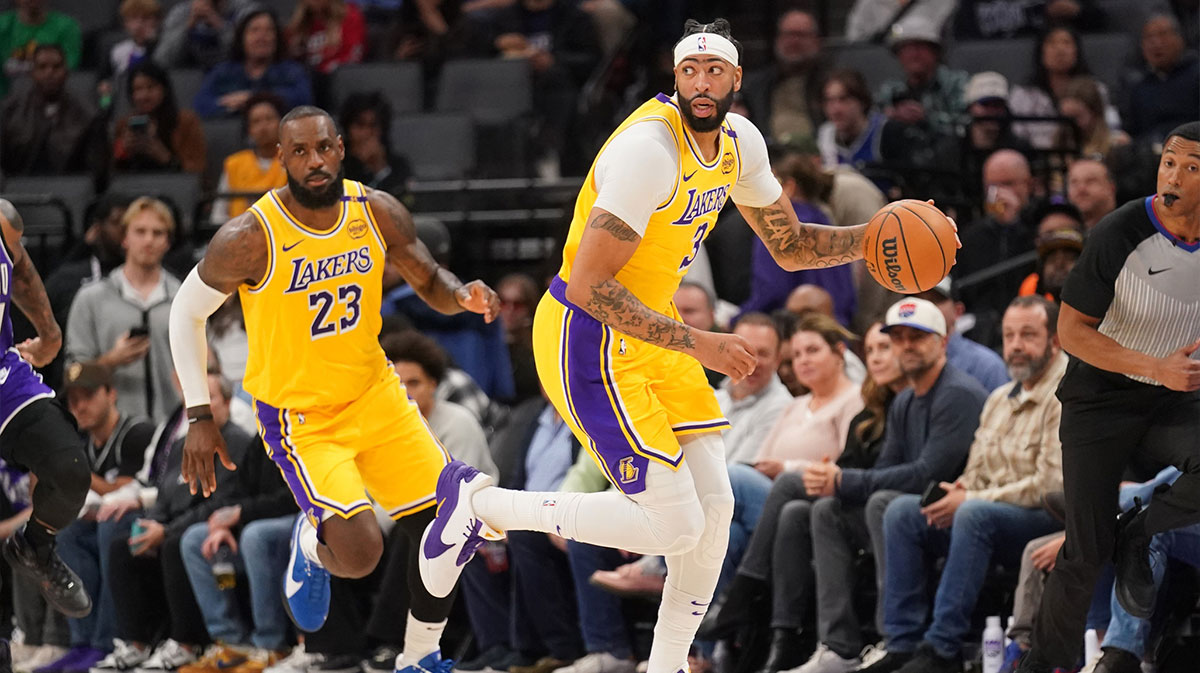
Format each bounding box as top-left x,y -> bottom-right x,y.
398,614 -> 445,666
646,580 -> 710,673
298,517 -> 323,566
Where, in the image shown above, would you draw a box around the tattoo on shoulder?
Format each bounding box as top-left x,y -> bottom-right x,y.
589,213 -> 639,242
206,214 -> 268,287
0,199 -> 24,234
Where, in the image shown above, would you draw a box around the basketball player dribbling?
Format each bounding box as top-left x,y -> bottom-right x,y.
418,19 -> 951,673
168,106 -> 499,673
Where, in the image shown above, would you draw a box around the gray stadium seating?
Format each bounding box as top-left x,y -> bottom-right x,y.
825,43 -> 905,95
947,39 -> 1036,87
170,69 -> 205,112
50,0 -> 118,38
330,62 -> 423,116
435,59 -> 533,125
390,113 -> 475,180
109,172 -> 202,232
2,174 -> 94,236
202,118 -> 248,191
1081,33 -> 1137,90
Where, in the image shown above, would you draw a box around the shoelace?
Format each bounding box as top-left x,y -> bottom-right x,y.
303,559 -> 328,604
427,657 -> 456,673
456,519 -> 487,565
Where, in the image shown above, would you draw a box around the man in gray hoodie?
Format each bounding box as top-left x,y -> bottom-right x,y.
66,197 -> 181,424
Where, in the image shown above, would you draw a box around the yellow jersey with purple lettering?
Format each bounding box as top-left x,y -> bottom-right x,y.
239,180 -> 390,409
557,92 -> 744,314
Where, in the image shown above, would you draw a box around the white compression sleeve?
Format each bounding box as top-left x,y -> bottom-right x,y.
168,266 -> 231,408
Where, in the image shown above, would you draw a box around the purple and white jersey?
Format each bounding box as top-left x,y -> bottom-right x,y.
0,238 -> 54,436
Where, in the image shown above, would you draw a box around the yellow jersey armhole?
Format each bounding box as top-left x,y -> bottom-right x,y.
244,207 -> 275,293
357,183 -> 390,254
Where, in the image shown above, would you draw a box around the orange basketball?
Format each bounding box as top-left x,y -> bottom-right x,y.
862,200 -> 957,294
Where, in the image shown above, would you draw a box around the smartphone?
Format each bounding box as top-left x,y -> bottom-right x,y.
128,114 -> 150,134
129,325 -> 150,338
920,481 -> 948,508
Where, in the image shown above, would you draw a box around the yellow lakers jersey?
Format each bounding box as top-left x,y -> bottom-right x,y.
558,92 -> 744,314
239,180 -> 390,409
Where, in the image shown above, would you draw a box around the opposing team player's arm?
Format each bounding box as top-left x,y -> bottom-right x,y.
0,199 -> 61,366
367,188 -> 499,321
170,213 -> 267,497
738,193 -> 866,271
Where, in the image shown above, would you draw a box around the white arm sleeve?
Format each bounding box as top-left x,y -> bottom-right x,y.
591,121 -> 679,237
168,267 -> 231,408
727,113 -> 784,208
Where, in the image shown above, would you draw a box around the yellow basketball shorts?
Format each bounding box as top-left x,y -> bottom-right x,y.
253,367 -> 451,527
532,276 -> 729,495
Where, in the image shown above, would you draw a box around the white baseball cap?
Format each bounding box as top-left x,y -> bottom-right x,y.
882,297 -> 947,337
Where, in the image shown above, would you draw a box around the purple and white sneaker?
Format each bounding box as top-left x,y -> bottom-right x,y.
418,460 -> 501,598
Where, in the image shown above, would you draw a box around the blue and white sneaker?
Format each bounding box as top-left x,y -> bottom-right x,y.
419,460 -> 501,598
282,514 -> 330,632
395,651 -> 454,673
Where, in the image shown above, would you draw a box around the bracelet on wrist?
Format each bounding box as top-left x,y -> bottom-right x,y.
188,413 -> 214,424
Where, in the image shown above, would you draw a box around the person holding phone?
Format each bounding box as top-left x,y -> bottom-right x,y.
112,59 -> 206,175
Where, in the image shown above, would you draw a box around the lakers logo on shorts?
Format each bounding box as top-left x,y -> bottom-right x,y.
618,457 -> 640,484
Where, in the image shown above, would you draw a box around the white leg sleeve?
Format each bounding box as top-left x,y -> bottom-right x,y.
648,433 -> 734,673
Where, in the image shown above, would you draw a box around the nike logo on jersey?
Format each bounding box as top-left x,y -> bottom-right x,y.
1148,267 -> 1172,275
0,367 -> 8,385
283,240 -> 304,252
682,170 -> 697,182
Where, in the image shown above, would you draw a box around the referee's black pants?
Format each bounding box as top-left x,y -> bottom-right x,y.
1027,383 -> 1200,669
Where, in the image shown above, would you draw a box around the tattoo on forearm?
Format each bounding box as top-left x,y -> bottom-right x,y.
748,203 -> 862,268
589,213 -> 639,242
585,279 -> 695,351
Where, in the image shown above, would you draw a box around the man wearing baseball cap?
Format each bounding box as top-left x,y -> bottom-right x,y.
1018,203 -> 1087,302
876,16 -> 968,134
914,278 -> 1009,391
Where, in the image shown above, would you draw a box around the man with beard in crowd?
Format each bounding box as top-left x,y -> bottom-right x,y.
740,8 -> 827,147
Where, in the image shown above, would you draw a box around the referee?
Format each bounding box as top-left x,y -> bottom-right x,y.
1017,122 -> 1200,673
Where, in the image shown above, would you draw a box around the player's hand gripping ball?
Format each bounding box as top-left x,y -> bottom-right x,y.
862,199 -> 959,294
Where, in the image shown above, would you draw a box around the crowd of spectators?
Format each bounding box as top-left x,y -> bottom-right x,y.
0,2 -> 1197,673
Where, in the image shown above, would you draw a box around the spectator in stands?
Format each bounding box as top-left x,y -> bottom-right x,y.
497,273 -> 541,403
1009,26 -> 1120,149
845,0 -> 955,44
739,155 -> 855,325
782,286 -> 869,387
867,297 -> 1065,673
1018,203 -> 1087,301
914,278 -> 1009,392
1124,13 -> 1200,143
739,8 -> 827,147
47,362 -> 154,673
487,0 -> 601,177
951,149 -> 1038,349
339,91 -> 413,203
817,69 -> 887,173
703,322 -> 904,672
211,92 -> 286,222
954,0 -> 1104,39
193,8 -> 313,119
674,281 -> 723,388
0,43 -> 104,178
1066,157 -> 1117,229
155,0 -> 250,70
1054,77 -> 1130,159
938,71 -> 1034,207
715,313 -> 794,467
99,0 -> 162,111
876,19 -> 967,135
66,197 -> 182,423
92,373 -> 250,672
0,0 -> 80,98
285,0 -> 366,74
113,60 -> 207,175
389,0 -> 477,66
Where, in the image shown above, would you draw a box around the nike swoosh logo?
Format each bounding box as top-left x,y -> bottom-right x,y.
0,368 -> 8,385
423,497 -> 454,560
283,240 -> 303,252
284,520 -> 305,598
683,170 -> 697,182
1148,267 -> 1171,275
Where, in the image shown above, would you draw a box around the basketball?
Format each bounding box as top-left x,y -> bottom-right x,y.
862,200 -> 957,294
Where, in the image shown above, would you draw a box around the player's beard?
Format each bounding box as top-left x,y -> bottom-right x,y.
679,90 -> 734,133
287,164 -> 346,210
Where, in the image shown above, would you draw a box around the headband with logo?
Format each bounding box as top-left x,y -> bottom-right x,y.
673,32 -> 739,68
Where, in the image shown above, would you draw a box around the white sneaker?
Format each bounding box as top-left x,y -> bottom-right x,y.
11,643 -> 38,666
551,653 -> 636,673
418,460 -> 500,598
19,645 -> 68,672
138,640 -> 198,672
855,644 -> 887,670
92,640 -> 151,672
783,644 -> 860,673
265,646 -> 313,673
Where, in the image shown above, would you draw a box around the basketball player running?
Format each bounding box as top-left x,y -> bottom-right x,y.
1014,124 -> 1200,673
420,20 -> 891,673
0,200 -> 93,619
168,106 -> 498,673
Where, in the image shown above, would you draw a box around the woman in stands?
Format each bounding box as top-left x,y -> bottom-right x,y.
112,60 -> 206,175
1008,25 -> 1121,148
285,0 -> 366,74
210,92 -> 287,223
193,8 -> 313,118
1054,76 -> 1131,159
338,92 -> 413,203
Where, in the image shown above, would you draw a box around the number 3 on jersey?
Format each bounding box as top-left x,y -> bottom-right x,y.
309,283 -> 362,339
679,222 -> 709,271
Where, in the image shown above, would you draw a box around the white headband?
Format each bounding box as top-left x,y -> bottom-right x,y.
673,32 -> 739,68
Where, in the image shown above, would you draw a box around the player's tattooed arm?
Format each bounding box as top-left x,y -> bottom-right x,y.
368,189 -> 499,320
739,193 -> 865,270
197,213 -> 270,293
0,199 -> 61,347
568,209 -> 696,352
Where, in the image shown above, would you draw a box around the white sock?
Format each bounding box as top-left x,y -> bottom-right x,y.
298,517 -> 322,566
646,581 -> 709,673
398,614 -> 445,666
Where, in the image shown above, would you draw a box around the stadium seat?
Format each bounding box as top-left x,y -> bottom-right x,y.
50,0 -> 118,39
330,62 -> 423,116
825,43 -> 905,95
109,173 -> 202,232
1081,33 -> 1136,90
170,69 -> 205,112
1,174 -> 94,236
201,118 -> 247,191
947,39 -> 1036,87
435,59 -> 533,125
65,70 -> 99,112
255,0 -> 299,20
390,113 -> 476,180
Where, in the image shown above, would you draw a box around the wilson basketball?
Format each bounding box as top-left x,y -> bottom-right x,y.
862,200 -> 957,294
